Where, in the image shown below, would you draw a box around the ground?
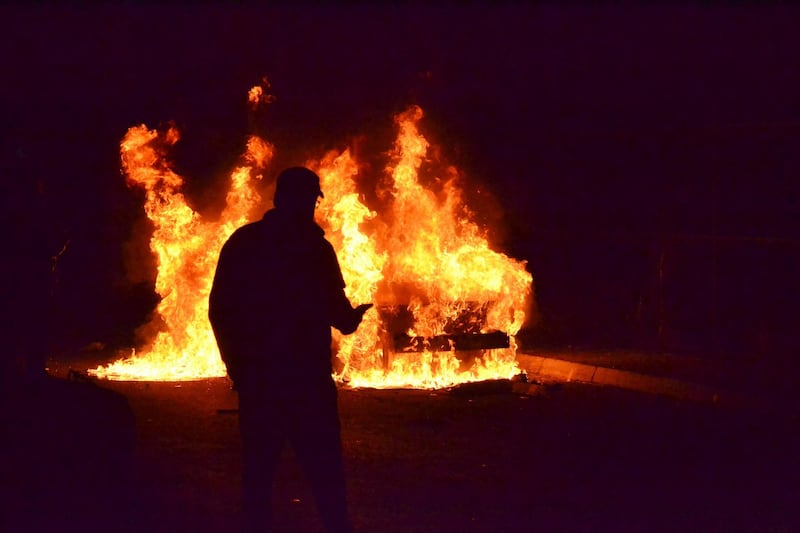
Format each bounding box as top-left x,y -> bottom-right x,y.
5,367 -> 796,532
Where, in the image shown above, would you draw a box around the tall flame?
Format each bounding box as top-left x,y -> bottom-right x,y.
313,106 -> 532,388
91,98 -> 532,388
91,127 -> 272,380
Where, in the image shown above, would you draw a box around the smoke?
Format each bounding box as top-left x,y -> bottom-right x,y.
122,216 -> 157,286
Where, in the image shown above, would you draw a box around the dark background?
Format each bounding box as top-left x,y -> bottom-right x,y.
2,5 -> 799,363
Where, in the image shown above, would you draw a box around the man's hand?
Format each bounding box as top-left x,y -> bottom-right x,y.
355,303 -> 373,317
351,303 -> 373,331
336,303 -> 374,335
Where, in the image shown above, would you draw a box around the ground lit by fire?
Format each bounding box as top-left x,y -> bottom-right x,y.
90,88 -> 533,388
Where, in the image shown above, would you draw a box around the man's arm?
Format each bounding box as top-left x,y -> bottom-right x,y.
331,297 -> 373,335
208,234 -> 248,387
321,241 -> 372,334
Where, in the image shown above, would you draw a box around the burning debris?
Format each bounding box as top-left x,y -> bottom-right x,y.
91,90 -> 533,389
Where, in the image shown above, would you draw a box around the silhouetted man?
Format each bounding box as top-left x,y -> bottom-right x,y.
209,167 -> 371,533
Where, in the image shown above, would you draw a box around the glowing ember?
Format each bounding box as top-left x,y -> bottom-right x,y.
91,93 -> 533,388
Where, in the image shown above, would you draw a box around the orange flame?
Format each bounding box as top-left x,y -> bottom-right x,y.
90,126 -> 272,380
91,95 -> 532,388
312,106 -> 532,388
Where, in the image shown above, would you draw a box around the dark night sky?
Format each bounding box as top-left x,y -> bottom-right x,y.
3,5 -> 799,353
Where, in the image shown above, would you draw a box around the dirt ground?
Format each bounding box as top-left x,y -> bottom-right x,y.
5,371 -> 798,532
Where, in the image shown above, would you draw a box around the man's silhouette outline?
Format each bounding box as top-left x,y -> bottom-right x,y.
209,167 -> 371,532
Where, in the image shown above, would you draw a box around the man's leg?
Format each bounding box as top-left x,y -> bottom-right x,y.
238,393 -> 284,532
291,385 -> 352,533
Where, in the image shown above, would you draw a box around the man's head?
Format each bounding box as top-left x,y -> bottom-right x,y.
273,167 -> 324,216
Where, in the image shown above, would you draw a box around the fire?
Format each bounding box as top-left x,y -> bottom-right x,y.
313,106 -> 531,388
90,126 -> 272,380
91,94 -> 533,388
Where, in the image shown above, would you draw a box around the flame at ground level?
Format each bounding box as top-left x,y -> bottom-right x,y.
90,102 -> 533,388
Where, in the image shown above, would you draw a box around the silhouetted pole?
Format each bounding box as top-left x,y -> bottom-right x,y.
711,164 -> 719,358
656,241 -> 666,354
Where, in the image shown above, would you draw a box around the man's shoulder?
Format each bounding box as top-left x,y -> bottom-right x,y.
223,220 -> 265,249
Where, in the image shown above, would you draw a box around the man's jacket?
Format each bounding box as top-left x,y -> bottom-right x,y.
208,208 -> 361,389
